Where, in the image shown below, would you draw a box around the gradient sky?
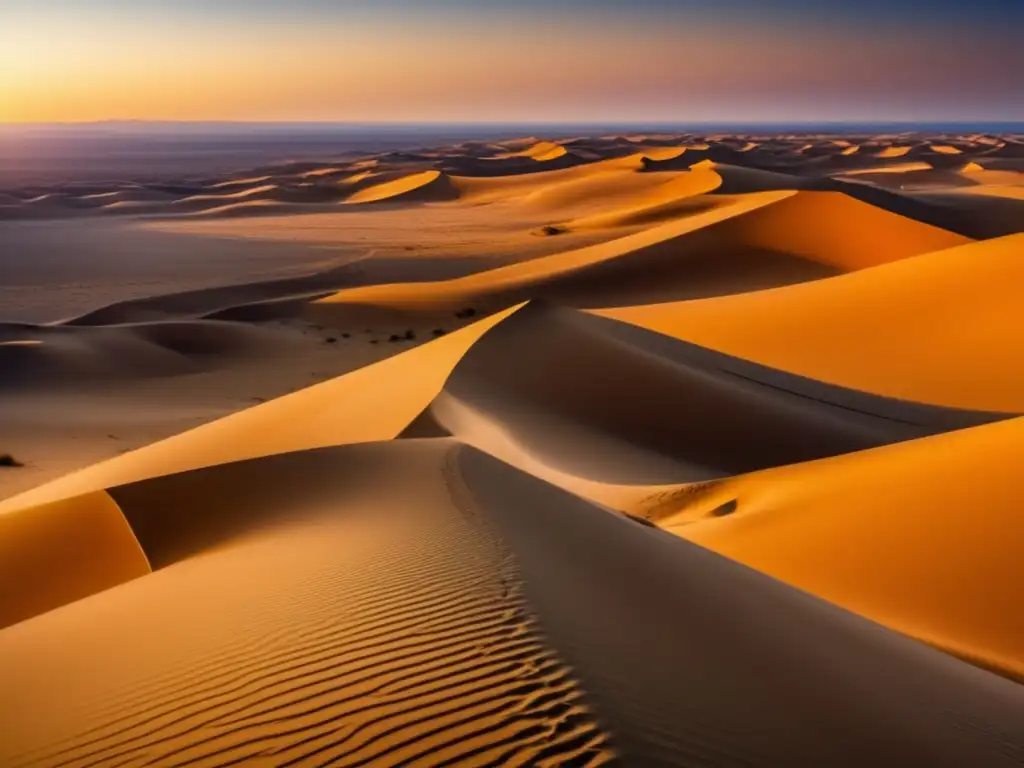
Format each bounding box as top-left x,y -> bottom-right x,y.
2,0 -> 1022,123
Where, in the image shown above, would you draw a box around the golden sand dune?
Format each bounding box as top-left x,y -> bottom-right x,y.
497,140 -> 569,161
442,150 -> 589,177
521,166 -> 724,229
1,301 -> 998,533
598,234 -> 1024,410
405,303 -> 998,507
460,449 -> 1024,765
310,190 -> 967,321
514,161 -> 713,211
442,151 -> 695,209
642,416 -> 1024,681
0,442 -> 612,767
207,175 -> 274,190
875,145 -> 914,158
0,308 -> 516,513
309,190 -> 851,317
0,491 -> 148,628
3,441 -> 1023,766
345,170 -> 459,204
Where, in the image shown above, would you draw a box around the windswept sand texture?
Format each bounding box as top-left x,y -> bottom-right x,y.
633,416 -> 1024,683
3,130 -> 1024,765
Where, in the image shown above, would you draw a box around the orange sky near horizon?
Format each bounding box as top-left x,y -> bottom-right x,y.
3,7 -> 1022,124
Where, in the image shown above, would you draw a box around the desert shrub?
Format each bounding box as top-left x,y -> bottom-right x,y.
0,454 -> 23,468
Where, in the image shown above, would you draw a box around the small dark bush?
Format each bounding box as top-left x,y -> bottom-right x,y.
711,500 -> 739,518
454,307 -> 478,319
370,339 -> 379,344
325,337 -> 337,344
541,225 -> 567,236
388,334 -> 403,342
432,328 -> 447,337
341,332 -> 351,339
404,330 -> 415,340
0,454 -> 23,468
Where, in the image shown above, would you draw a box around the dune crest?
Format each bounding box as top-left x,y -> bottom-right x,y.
597,233 -> 1024,410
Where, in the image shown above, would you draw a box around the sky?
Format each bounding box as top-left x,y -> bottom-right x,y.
2,0 -> 1023,124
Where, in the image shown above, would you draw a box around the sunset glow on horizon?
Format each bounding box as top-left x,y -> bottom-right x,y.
2,0 -> 1023,124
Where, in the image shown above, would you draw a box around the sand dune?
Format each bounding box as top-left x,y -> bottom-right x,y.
310,190 -> 967,321
345,170 -> 459,204
441,150 -> 590,177
0,441 -> 612,767
3,300 -> 998,521
501,140 -> 569,161
307,190 -> 827,317
641,415 -> 1024,681
3,441 -> 1024,765
462,448 -> 1024,765
0,320 -> 286,389
598,234 -> 1024,410
4,129 -> 1024,764
875,145 -> 914,158
0,491 -> 149,628
405,303 -> 999,506
0,308 -> 517,513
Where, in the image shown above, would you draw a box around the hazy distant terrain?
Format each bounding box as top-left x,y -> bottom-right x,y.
3,121 -> 1021,186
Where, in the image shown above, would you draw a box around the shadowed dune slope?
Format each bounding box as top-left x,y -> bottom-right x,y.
3,300 -> 1001,525
639,416 -> 1024,682
0,491 -> 149,629
0,308 -> 518,514
3,441 -> 1024,766
597,234 -> 1024,411
458,449 -> 1024,766
310,190 -> 968,321
831,179 -> 1024,239
0,441 -> 612,767
0,320 -> 286,390
658,160 -> 820,194
404,303 -> 1003,506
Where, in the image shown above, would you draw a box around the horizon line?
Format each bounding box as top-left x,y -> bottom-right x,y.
3,119 -> 1024,128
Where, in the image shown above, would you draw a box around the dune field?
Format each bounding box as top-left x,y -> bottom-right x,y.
2,131 -> 1024,765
